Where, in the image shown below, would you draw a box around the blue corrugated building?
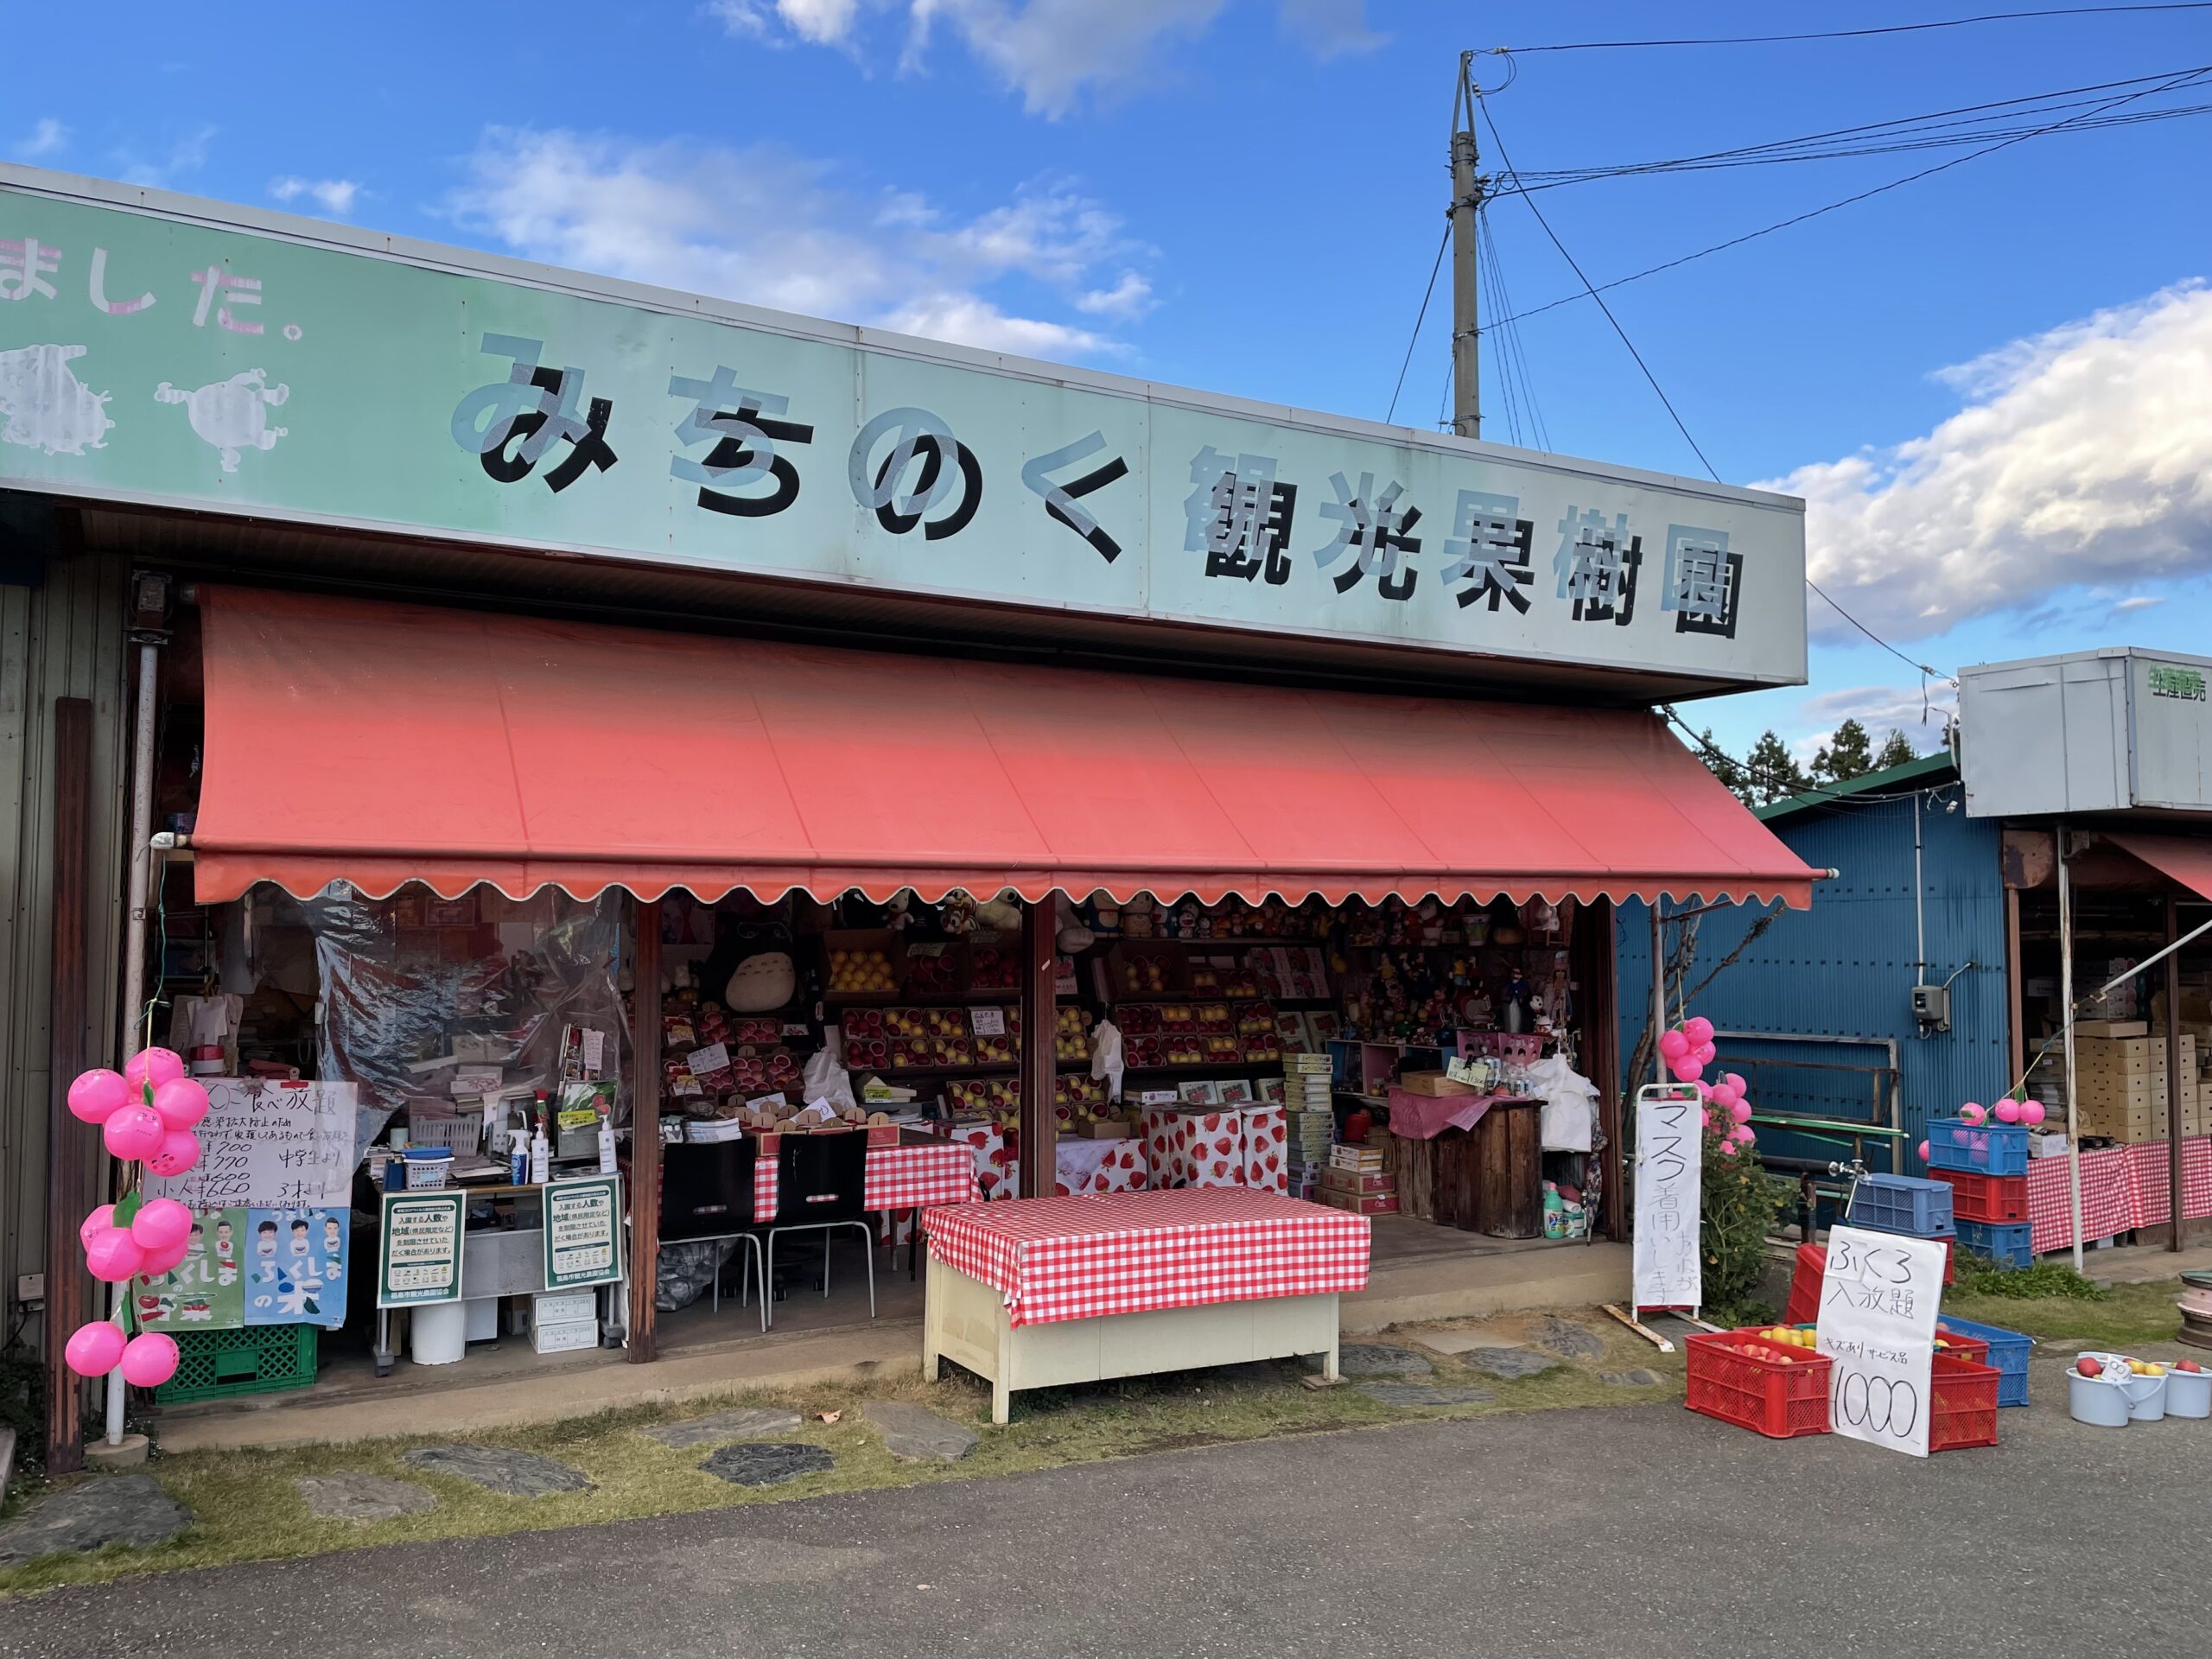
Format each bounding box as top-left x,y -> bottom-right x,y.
1617,752 -> 2011,1171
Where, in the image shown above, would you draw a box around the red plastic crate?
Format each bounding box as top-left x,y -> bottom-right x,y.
1939,1169 -> 2030,1224
1931,1327 -> 1990,1368
1785,1236 -> 1956,1325
1686,1331 -> 1833,1439
1929,1351 -> 2001,1452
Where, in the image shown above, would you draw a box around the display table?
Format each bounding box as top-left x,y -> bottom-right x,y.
1389,1098 -> 1543,1236
920,1189 -> 1370,1423
2027,1135 -> 2212,1253
751,1140 -> 978,1222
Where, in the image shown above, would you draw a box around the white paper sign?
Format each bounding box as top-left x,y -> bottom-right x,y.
147,1078 -> 358,1212
1815,1224 -> 1945,1459
969,1006 -> 1006,1037
687,1041 -> 731,1077
1631,1084 -> 1703,1312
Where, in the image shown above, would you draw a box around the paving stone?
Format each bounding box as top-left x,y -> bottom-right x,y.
1531,1316 -> 1607,1362
1465,1346 -> 1561,1380
862,1400 -> 979,1462
1355,1382 -> 1497,1408
0,1474 -> 188,1566
1408,1326 -> 1529,1356
402,1444 -> 592,1497
1602,1369 -> 1666,1389
640,1408 -> 804,1451
1337,1343 -> 1434,1378
699,1442 -> 835,1487
296,1472 -> 438,1522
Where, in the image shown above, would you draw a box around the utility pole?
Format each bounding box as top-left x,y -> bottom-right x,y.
1449,49 -> 1484,439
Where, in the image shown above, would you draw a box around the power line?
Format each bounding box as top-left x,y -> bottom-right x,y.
1385,224 -> 1450,424
1497,4 -> 2212,53
1489,63 -> 2212,329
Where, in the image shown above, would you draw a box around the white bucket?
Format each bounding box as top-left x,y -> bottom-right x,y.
410,1300 -> 467,1366
2083,1352 -> 2167,1421
2068,1369 -> 2133,1427
2161,1365 -> 2211,1419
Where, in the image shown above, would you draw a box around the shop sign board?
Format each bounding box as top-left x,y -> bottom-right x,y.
541,1174 -> 624,1290
145,1077 -> 355,1213
377,1190 -> 467,1308
1630,1084 -> 1702,1312
1815,1224 -> 1943,1459
0,167 -> 1806,690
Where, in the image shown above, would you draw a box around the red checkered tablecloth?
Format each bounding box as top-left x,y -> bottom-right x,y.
921,1187 -> 1370,1327
2025,1135 -> 2212,1252
752,1141 -> 979,1223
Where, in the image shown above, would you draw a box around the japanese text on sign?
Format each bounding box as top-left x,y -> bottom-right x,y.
1815,1224 -> 1945,1459
1632,1084 -> 1703,1312
377,1191 -> 466,1307
542,1174 -> 623,1291
145,1078 -> 355,1213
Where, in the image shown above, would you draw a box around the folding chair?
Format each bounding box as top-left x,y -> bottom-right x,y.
658,1137 -> 766,1332
766,1130 -> 874,1325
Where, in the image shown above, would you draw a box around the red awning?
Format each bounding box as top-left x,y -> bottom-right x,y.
192,585 -> 1821,909
2106,831 -> 2212,899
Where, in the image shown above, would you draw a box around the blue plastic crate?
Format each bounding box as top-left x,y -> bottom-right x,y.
1848,1173 -> 1955,1237
1925,1117 -> 2031,1178
1955,1217 -> 2035,1270
1935,1313 -> 2031,1407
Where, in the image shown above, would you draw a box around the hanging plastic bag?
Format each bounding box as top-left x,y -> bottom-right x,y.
804,1043 -> 856,1115
1527,1052 -> 1599,1152
1090,1015 -> 1124,1103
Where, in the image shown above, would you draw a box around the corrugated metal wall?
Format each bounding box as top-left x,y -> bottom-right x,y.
0,552 -> 130,1335
1618,790 -> 2010,1166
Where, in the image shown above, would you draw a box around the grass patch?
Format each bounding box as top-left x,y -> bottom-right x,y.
1953,1260 -> 2107,1301
0,1313 -> 1681,1599
1942,1277 -> 2183,1352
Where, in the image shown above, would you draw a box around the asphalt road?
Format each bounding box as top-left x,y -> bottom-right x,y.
8,1400 -> 2206,1659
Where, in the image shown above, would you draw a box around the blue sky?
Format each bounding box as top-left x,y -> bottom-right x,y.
10,1 -> 2210,761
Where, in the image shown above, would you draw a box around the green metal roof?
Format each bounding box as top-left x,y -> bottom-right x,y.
1754,749 -> 1957,823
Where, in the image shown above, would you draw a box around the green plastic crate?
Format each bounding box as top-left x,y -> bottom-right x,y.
154,1323 -> 318,1403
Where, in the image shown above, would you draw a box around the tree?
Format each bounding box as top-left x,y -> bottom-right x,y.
1872,728 -> 1918,771
1809,717 -> 1875,784
1743,730 -> 1811,806
1695,727 -> 1751,804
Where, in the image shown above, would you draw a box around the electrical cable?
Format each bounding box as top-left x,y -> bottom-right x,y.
1386,224 -> 1451,424
1496,4 -> 2212,53
1488,63 -> 2212,328
1472,219 -> 1522,444
1478,207 -> 1551,451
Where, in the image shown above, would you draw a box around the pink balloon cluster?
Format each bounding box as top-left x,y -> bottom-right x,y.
1657,1015 -> 1719,1084
58,1058 -> 203,1389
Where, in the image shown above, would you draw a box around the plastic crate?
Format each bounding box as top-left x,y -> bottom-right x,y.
1955,1217 -> 2035,1270
1929,1351 -> 2002,1451
1926,1118 -> 2030,1178
1930,1328 -> 1990,1368
1940,1169 -> 2030,1224
1685,1331 -> 1833,1439
1936,1313 -> 2032,1407
1848,1173 -> 1955,1237
1783,1242 -> 1826,1325
154,1322 -> 319,1404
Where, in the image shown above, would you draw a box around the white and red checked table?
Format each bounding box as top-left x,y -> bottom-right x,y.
918,1188 -> 1372,1423
750,1141 -> 978,1224
2026,1135 -> 2212,1253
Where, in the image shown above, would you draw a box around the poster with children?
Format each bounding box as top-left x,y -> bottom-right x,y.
131,1207 -> 248,1331
242,1207 -> 350,1328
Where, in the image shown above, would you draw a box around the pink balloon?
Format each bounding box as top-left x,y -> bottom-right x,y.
151,1077 -> 210,1132
1669,1058 -> 1704,1084
1958,1102 -> 1986,1126
2021,1102 -> 2048,1127
1683,1016 -> 1714,1045
1658,1029 -> 1689,1060
130,1197 -> 194,1254
137,1236 -> 189,1277
102,1103 -> 166,1162
1693,1044 -> 1718,1068
1731,1100 -> 1753,1124
1700,1107 -> 1713,1129
1951,1128 -> 1972,1145
123,1047 -> 186,1091
1718,1139 -> 1738,1158
119,1332 -> 180,1389
1694,1079 -> 1714,1099
64,1320 -> 128,1378
79,1203 -> 117,1247
147,1128 -> 200,1178
84,1227 -> 146,1283
67,1068 -> 131,1125
1724,1072 -> 1747,1096
1732,1124 -> 1757,1144
1993,1099 -> 2022,1124
1709,1085 -> 1740,1111
1917,1140 -> 1931,1162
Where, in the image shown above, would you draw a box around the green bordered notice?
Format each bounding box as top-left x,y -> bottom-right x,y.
542,1174 -> 624,1291
377,1190 -> 466,1308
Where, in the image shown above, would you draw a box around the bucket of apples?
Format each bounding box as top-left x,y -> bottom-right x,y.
2074,1352 -> 2176,1424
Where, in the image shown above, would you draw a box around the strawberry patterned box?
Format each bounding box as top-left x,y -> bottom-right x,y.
1141,1104 -> 1288,1192
1053,1135 -> 1150,1197
943,1120 -> 1020,1200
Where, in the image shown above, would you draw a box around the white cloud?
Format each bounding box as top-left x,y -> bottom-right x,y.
1789,683 -> 1955,763
712,0 -> 1379,115
269,176 -> 361,217
14,118 -> 69,160
1761,282 -> 2212,643
445,127 -> 1149,357
2113,594 -> 2166,614
115,124 -> 214,188
1075,269 -> 1154,319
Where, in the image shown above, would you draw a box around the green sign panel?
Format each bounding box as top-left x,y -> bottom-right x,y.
376,1190 -> 466,1308
541,1174 -> 623,1291
0,168 -> 1806,689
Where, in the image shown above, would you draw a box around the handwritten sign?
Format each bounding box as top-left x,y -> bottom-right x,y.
687,1041 -> 731,1077
542,1175 -> 624,1290
377,1191 -> 466,1307
1815,1224 -> 1945,1459
146,1078 -> 355,1213
968,1006 -> 1007,1037
1631,1084 -> 1703,1313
